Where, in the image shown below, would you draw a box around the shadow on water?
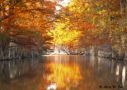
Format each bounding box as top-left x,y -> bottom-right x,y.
0,55 -> 127,90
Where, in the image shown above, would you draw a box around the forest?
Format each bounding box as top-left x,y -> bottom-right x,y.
0,0 -> 127,60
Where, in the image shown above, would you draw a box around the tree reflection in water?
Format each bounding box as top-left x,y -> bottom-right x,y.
116,64 -> 119,82
45,62 -> 83,89
122,65 -> 126,86
0,56 -> 126,90
39,55 -> 83,90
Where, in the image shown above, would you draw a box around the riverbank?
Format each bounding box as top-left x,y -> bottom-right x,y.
82,45 -> 127,61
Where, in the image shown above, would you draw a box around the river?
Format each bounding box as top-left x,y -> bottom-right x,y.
0,55 -> 126,90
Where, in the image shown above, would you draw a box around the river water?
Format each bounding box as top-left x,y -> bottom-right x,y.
0,55 -> 127,90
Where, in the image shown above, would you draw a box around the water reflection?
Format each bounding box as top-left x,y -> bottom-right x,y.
98,57 -> 101,71
45,62 -> 83,89
122,65 -> 126,86
0,55 -> 126,90
112,60 -> 126,87
90,55 -> 95,68
116,64 -> 119,82
42,55 -> 83,89
111,59 -> 115,73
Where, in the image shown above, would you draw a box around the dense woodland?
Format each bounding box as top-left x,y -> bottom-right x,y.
0,0 -> 58,59
0,0 -> 127,60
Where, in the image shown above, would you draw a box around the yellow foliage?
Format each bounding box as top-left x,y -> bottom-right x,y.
50,21 -> 82,46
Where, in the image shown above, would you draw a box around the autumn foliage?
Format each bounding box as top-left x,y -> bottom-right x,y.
53,0 -> 127,53
0,0 -> 127,57
0,0 -> 59,54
